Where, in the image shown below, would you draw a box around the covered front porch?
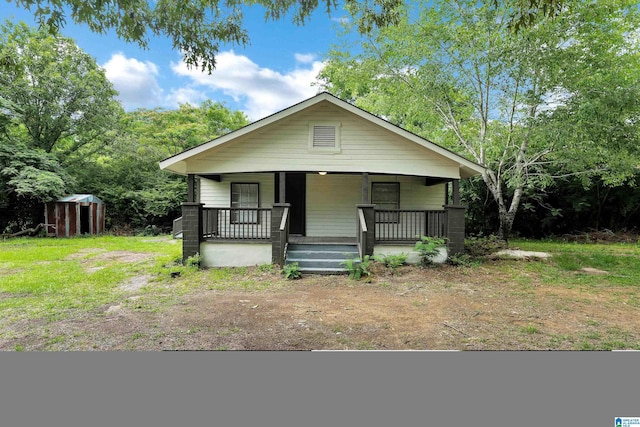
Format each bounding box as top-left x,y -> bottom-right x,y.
180,171 -> 466,270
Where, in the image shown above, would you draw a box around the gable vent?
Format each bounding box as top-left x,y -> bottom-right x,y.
312,125 -> 336,148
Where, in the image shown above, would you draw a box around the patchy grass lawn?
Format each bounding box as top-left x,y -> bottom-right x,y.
1,236 -> 639,351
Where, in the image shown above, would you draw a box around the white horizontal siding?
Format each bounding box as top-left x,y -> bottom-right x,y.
199,173 -> 274,207
187,102 -> 461,178
306,174 -> 361,237
369,175 -> 445,210
306,174 -> 446,238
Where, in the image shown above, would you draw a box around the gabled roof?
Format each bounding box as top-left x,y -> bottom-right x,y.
159,92 -> 485,178
56,194 -> 103,203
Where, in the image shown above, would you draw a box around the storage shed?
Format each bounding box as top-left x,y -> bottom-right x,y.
45,194 -> 106,237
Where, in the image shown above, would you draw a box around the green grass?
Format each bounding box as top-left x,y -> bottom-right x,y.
508,239 -> 640,288
0,235 -> 181,322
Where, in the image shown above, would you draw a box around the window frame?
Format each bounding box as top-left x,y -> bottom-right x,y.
372,182 -> 400,223
230,182 -> 260,224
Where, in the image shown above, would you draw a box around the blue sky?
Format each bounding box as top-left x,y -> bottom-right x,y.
2,2 -> 354,120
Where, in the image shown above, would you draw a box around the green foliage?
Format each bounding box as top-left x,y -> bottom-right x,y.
0,20 -> 121,230
0,21 -> 123,156
447,253 -> 480,268
464,235 -> 507,258
8,0 -> 402,73
257,264 -> 275,273
282,262 -> 302,280
320,0 -> 640,240
373,253 -> 407,269
76,102 -> 249,230
414,236 -> 446,267
185,253 -> 202,269
341,255 -> 373,280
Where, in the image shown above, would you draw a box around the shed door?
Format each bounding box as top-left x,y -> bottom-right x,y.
80,205 -> 90,234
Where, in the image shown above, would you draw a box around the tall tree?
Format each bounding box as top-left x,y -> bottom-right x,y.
75,102 -> 250,229
0,21 -> 122,231
320,0 -> 640,239
8,0 -> 404,73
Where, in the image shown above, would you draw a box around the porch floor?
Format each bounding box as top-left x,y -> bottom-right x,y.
288,236 -> 356,245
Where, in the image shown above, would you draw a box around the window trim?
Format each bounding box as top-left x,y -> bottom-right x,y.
372,182 -> 400,223
230,182 -> 260,224
308,121 -> 341,153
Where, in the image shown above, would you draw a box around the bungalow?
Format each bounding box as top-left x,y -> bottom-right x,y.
160,92 -> 485,272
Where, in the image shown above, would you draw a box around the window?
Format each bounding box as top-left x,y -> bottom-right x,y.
372,182 -> 400,222
308,122 -> 341,152
231,183 -> 259,223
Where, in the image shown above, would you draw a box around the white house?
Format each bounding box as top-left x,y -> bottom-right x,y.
160,92 -> 485,272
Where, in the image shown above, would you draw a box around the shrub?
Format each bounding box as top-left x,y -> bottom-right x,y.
341,255 -> 373,280
185,253 -> 202,268
282,262 -> 302,280
373,253 -> 408,270
447,253 -> 480,267
414,236 -> 446,267
465,234 -> 507,257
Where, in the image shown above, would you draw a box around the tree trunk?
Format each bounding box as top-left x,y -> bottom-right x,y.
482,170 -> 523,242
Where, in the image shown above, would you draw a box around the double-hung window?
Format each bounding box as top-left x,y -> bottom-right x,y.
372,182 -> 400,223
231,183 -> 259,224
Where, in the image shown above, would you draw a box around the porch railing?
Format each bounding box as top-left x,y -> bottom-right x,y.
356,207 -> 369,259
172,216 -> 183,238
202,207 -> 272,240
375,210 -> 447,242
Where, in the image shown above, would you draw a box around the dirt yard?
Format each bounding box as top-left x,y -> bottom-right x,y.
3,248 -> 639,351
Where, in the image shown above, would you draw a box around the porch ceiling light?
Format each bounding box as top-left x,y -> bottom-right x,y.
318,171 -> 327,175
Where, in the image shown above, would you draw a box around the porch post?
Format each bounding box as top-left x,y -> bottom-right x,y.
357,204 -> 375,257
451,179 -> 460,205
278,172 -> 286,203
182,202 -> 203,263
271,203 -> 290,265
443,204 -> 465,256
187,174 -> 199,203
361,172 -> 369,204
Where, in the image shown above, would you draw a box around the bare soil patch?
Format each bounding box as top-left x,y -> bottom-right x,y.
2,257 -> 639,351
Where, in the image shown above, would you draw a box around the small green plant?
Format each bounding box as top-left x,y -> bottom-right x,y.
257,263 -> 275,273
282,262 -> 302,280
185,253 -> 202,268
465,234 -> 507,257
520,325 -> 541,334
374,253 -> 408,270
447,253 -> 480,267
341,255 -> 373,280
414,236 -> 446,267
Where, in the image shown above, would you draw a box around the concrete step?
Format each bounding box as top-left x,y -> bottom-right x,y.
285,243 -> 359,274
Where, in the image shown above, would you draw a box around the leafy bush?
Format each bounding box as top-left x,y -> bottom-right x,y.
414,236 -> 446,267
341,255 -> 373,280
373,253 -> 408,269
282,262 -> 302,280
447,253 -> 480,267
465,235 -> 507,257
185,253 -> 202,268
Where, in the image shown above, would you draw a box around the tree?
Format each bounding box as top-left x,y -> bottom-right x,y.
0,21 -> 122,231
8,0 -> 403,73
75,102 -> 250,229
320,0 -> 640,239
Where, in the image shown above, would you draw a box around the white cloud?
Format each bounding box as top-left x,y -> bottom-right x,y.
171,50 -> 324,120
102,53 -> 163,110
166,87 -> 207,106
294,53 -> 317,64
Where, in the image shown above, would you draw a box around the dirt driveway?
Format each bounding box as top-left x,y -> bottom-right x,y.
4,254 -> 639,351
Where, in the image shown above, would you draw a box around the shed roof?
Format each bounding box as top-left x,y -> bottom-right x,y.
56,194 -> 103,203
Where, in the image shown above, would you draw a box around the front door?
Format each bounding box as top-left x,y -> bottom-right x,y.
285,173 -> 306,235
